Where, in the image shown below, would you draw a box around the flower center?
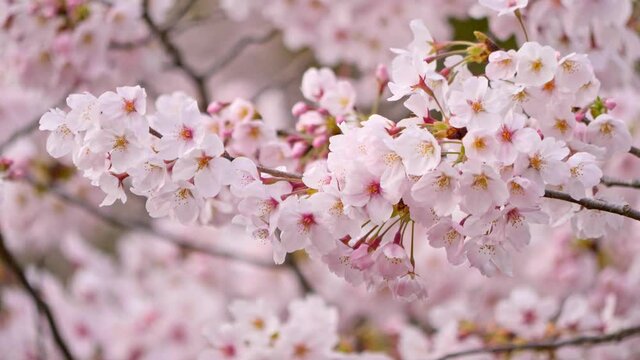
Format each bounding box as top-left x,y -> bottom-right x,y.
529,154 -> 544,170
179,126 -> 194,141
123,100 -> 136,114
417,141 -> 435,156
554,118 -> 569,134
113,135 -> 129,150
472,136 -> 487,151
500,126 -> 513,142
469,100 -> 484,113
293,343 -> 310,358
522,309 -> 537,325
561,59 -> 577,74
197,155 -> 212,171
599,122 -> 614,136
530,58 -> 543,73
509,181 -> 524,195
472,174 -> 489,190
299,213 -> 316,231
252,318 -> 265,330
367,182 -> 381,195
435,174 -> 451,190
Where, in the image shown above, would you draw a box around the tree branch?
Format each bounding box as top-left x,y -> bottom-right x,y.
0,232 -> 76,360
141,0 -> 209,108
544,189 -> 640,221
284,254 -> 313,294
433,325 -> 640,360
204,29 -> 279,78
23,177 -> 275,268
0,96 -> 69,155
601,176 -> 640,189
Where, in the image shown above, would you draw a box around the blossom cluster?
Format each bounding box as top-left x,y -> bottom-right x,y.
476,0 -> 640,88
200,296 -> 391,360
219,0 -> 472,70
0,0 -> 164,91
399,283 -> 640,359
0,231 -> 302,360
39,17 -> 637,302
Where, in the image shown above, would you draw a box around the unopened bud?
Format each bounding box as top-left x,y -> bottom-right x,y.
207,101 -> 227,115
575,111 -> 586,122
291,141 -> 309,158
291,101 -> 309,117
375,64 -> 389,85
605,98 -> 617,111
312,135 -> 328,148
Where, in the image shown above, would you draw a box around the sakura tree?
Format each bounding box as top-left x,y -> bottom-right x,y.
2,0 -> 640,359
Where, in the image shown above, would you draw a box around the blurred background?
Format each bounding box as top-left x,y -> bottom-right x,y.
2,0 -> 640,359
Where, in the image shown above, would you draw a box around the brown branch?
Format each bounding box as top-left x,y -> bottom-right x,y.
22,177 -> 275,268
0,232 -> 76,360
141,0 -> 209,108
544,189 -> 640,221
219,152 -> 303,180
204,29 -> 279,78
0,96 -> 69,155
148,127 -> 303,180
601,176 -> 640,189
434,325 -> 640,360
630,146 -> 640,159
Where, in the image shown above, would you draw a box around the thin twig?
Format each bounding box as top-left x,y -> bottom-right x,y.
148,127 -> 304,180
284,254 -> 313,294
0,96 -> 69,155
162,0 -> 199,31
433,325 -> 640,360
204,29 -> 279,78
601,176 -> 640,189
629,146 -> 640,159
0,232 -> 76,360
23,177 -> 275,268
220,152 -> 303,180
544,189 -> 640,221
141,0 -> 209,108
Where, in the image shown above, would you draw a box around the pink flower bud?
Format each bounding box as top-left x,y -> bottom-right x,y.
605,98 -> 617,111
575,111 -> 585,122
424,55 -> 436,63
206,101 -> 227,115
291,101 -> 309,117
291,142 -> 309,158
0,158 -> 14,172
312,135 -> 328,148
52,33 -> 73,55
375,64 -> 389,85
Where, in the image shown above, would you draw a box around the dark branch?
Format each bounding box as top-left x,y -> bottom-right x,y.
148,127 -> 303,180
141,0 -> 209,108
544,189 -> 640,221
204,29 -> 279,77
0,96 -> 69,155
0,232 -> 76,360
434,325 -> 640,360
23,177 -> 275,268
284,255 -> 313,294
601,176 -> 640,189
